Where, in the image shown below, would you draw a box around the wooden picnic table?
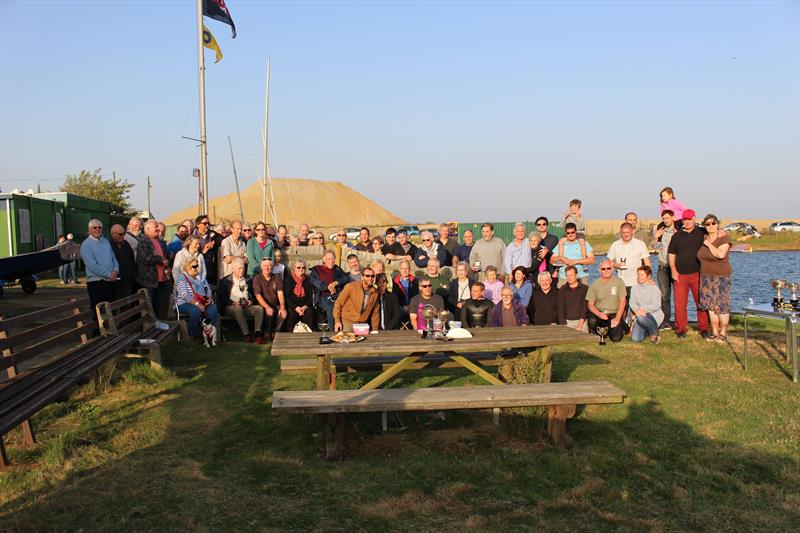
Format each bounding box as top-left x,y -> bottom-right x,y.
271,325 -> 593,391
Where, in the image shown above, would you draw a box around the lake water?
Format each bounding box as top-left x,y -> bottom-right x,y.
589,251 -> 800,317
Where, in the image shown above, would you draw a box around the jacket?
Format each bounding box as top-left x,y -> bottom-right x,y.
392,275 -> 418,307
413,243 -> 451,269
459,298 -> 493,328
333,280 -> 380,330
489,301 -> 530,327
217,274 -> 255,308
246,238 -> 274,276
448,278 -> 474,312
309,264 -> 350,305
527,286 -> 560,325
379,291 -> 401,330
135,234 -> 166,289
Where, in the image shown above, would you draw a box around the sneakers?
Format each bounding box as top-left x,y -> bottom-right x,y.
715,335 -> 728,343
700,331 -> 713,340
659,323 -> 672,331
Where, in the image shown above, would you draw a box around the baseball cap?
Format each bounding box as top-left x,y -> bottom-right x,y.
682,209 -> 696,220
397,228 -> 408,235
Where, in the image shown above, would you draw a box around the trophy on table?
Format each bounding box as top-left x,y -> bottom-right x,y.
437,310 -> 450,335
770,279 -> 788,309
319,322 -> 332,345
596,325 -> 609,346
421,305 -> 438,338
788,281 -> 800,311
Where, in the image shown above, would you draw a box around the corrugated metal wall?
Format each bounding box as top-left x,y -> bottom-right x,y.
456,221 -> 564,243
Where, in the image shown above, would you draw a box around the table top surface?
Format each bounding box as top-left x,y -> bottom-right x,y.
744,304 -> 799,318
271,325 -> 594,357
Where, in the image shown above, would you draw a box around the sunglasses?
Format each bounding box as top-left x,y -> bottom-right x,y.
295,266 -> 306,270
422,238 -> 432,242
600,267 -> 613,271
90,226 -> 102,230
243,229 -> 252,232
565,231 -> 576,235
704,221 -> 718,226
189,264 -> 199,270
255,228 -> 266,232
420,284 -> 432,288
198,221 -> 209,225
536,222 -> 547,226
337,233 -> 346,237
363,274 -> 375,278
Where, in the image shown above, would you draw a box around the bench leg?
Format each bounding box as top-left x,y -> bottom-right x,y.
144,344 -> 163,369
547,404 -> 576,448
177,320 -> 191,344
20,420 -> 36,447
316,355 -> 332,390
0,437 -> 8,470
324,414 -> 344,461
536,347 -> 553,384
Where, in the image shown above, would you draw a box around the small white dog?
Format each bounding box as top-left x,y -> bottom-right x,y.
201,318 -> 218,348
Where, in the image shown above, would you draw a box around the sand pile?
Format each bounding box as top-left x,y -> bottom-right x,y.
163,178 -> 406,229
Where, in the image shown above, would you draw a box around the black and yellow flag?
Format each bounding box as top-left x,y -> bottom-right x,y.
202,25 -> 223,63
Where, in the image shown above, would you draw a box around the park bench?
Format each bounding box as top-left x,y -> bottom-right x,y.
0,298 -> 139,469
96,289 -> 189,368
273,381 -> 626,460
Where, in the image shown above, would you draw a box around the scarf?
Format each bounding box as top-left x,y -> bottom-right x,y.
291,271 -> 306,299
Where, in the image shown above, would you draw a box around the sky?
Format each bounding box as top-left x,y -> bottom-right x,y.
1,0 -> 798,223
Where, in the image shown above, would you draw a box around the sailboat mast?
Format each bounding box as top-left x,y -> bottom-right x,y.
228,136 -> 245,222
262,58 -> 272,225
197,0 -> 209,215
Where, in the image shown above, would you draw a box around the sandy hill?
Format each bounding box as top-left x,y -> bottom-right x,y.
163,178 -> 406,229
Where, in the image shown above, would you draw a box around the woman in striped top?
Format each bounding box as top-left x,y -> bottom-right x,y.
176,255 -> 219,338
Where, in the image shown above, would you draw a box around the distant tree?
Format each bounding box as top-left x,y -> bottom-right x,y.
61,169 -> 136,218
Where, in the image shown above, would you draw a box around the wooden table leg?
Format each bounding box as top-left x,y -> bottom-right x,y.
316,355 -> 332,391
547,404 -> 576,448
360,353 -> 425,390
324,413 -> 344,461
536,346 -> 553,384
448,354 -> 504,385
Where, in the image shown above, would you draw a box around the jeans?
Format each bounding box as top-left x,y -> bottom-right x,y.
632,313 -> 659,342
317,294 -> 336,330
656,264 -> 672,326
149,281 -> 173,321
178,303 -> 219,336
587,312 -> 628,342
673,272 -> 709,334
59,264 -> 69,283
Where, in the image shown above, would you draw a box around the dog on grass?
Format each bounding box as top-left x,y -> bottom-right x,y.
201,318 -> 218,348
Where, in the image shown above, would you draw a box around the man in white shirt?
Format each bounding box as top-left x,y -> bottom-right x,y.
606,222 -> 651,318
219,220 -> 247,280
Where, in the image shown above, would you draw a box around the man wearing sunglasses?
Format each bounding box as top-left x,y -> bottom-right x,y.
333,267 -> 380,333
194,214 -> 222,284
534,216 -> 559,280
409,278 -> 447,330
586,259 -> 628,342
80,219 -> 119,313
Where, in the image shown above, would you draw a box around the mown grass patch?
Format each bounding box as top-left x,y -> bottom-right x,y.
1,322 -> 798,531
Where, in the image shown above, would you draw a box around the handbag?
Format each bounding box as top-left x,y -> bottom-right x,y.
292,322 -> 313,333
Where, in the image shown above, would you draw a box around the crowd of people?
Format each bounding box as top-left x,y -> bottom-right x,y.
78,187 -> 733,345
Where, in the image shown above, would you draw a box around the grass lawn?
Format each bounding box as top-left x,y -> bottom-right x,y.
1,318 -> 798,531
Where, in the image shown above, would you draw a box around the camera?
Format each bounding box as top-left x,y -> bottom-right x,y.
238,297 -> 247,306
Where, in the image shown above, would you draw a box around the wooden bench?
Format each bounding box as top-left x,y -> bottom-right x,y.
0,298 -> 139,468
273,381 -> 626,460
96,289 -> 189,368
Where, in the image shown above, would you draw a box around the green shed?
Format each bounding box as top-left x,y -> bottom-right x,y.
0,193 -> 65,258
456,221 -> 564,243
34,192 -> 111,242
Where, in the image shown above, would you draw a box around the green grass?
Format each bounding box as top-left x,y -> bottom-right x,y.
1,320 -> 799,531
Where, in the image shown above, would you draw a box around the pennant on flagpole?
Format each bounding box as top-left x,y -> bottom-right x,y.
202,25 -> 223,63
203,0 -> 236,38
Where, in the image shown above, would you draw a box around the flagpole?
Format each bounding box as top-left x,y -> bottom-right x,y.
197,0 -> 209,215
262,57 -> 277,227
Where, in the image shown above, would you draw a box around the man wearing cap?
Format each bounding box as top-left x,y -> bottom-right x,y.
667,209 -> 711,338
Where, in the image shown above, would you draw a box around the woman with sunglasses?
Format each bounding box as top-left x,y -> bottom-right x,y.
697,214 -> 732,342
284,259 -> 316,331
175,256 -> 218,340
172,235 -> 206,284
246,221 -> 275,276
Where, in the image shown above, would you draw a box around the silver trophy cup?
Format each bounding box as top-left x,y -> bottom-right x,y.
770,279 -> 788,309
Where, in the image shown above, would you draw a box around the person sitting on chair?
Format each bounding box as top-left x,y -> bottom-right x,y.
253,257 -> 287,341
333,267 -> 380,332
586,259 -> 628,342
309,250 -> 350,329
217,258 -> 265,343
175,256 -> 218,341
490,286 -> 529,327
285,259 -> 316,331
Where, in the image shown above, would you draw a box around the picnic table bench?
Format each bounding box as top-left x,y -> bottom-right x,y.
0,298 -> 138,468
96,289 -> 189,368
273,381 -> 626,459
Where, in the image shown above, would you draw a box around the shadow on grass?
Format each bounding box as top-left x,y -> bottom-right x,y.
1,343 -> 798,531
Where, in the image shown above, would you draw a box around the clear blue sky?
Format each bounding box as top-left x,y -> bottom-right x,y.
1,0 -> 798,223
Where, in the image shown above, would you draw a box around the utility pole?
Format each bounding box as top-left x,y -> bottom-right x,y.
146,176 -> 152,218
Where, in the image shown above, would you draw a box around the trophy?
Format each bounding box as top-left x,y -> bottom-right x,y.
596,325 -> 609,346
319,322 -> 332,345
421,305 -> 438,338
788,282 -> 800,311
770,279 -> 787,309
438,310 -> 450,335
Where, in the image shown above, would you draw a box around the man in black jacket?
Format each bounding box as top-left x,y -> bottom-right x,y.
535,216 -> 559,281
527,271 -> 559,325
109,224 -> 136,300
376,274 -> 400,330
309,250 -> 351,329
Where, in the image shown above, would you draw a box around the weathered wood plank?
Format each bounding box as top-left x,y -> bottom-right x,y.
273,381 -> 625,414
0,298 -> 89,330
360,354 -> 425,390
447,355 -> 504,385
0,309 -> 94,351
280,353 -> 514,374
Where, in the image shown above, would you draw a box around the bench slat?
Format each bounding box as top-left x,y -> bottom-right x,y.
0,322 -> 95,371
273,381 -> 626,414
0,299 -> 89,330
0,309 -> 95,351
103,292 -> 144,312
111,304 -> 149,325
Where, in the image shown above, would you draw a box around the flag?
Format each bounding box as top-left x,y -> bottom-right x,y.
203,25 -> 223,63
203,0 -> 236,38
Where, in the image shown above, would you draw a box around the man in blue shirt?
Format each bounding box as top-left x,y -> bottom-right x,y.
550,222 -> 595,288
80,219 -> 119,313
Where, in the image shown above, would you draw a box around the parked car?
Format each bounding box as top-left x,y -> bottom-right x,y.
769,221 -> 800,233
328,227 -> 361,241
722,222 -> 760,238
396,225 -> 421,237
